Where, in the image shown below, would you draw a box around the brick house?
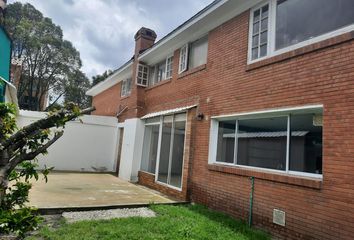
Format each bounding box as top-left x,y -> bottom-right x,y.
86,0 -> 354,239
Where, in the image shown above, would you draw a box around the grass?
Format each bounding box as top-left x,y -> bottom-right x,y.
27,204 -> 270,240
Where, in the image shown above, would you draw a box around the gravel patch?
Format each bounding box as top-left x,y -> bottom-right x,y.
62,208 -> 156,223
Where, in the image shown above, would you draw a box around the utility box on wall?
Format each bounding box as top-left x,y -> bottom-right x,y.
273,209 -> 286,227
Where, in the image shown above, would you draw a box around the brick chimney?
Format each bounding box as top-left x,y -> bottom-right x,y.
134,27 -> 157,59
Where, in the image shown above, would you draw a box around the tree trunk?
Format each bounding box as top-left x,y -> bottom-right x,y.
0,174 -> 8,207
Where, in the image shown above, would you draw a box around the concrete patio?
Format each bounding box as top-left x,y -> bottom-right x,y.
28,173 -> 179,210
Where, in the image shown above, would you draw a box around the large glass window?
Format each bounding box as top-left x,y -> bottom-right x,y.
141,124 -> 160,174
237,117 -> 287,171
213,110 -> 323,176
216,121 -> 235,163
141,113 -> 187,189
170,114 -> 186,188
289,114 -> 322,174
276,0 -> 354,50
249,0 -> 354,61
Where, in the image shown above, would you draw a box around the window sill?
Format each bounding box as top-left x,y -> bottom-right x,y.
208,164 -> 322,189
145,79 -> 172,91
178,64 -> 206,79
246,30 -> 354,71
120,95 -> 130,100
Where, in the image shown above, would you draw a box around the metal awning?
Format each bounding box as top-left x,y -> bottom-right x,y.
223,131 -> 309,138
141,105 -> 197,119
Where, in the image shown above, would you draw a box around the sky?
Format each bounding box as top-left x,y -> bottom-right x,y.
8,0 -> 214,79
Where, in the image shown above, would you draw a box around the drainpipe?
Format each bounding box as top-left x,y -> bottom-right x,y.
248,176 -> 255,227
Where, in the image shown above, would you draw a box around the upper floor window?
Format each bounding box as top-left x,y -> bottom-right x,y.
136,64 -> 149,87
249,0 -> 354,62
250,4 -> 269,60
121,78 -> 132,97
209,107 -> 323,178
179,35 -> 208,74
149,56 -> 174,86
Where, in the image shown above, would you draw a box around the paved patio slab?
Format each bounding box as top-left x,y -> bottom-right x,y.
28,173 -> 177,209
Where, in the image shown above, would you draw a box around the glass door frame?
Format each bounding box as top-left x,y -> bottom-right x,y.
154,113 -> 187,191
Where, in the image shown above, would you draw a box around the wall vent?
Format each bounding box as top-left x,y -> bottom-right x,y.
273,209 -> 286,226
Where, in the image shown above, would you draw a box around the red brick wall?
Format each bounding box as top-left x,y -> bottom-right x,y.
92,9 -> 354,240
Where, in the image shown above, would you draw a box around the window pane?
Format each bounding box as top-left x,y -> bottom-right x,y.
253,9 -> 260,22
290,114 -> 322,174
276,0 -> 354,50
251,48 -> 258,60
170,120 -> 186,188
253,22 -> 260,35
237,117 -> 287,171
158,117 -> 172,184
149,67 -> 156,86
261,5 -> 269,18
141,125 -> 160,174
189,36 -> 208,69
252,35 -> 259,47
216,121 -> 236,163
261,18 -> 268,32
260,44 -> 267,57
260,32 -> 267,44
157,60 -> 166,82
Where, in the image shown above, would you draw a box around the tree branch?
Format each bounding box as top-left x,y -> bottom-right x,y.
5,131 -> 64,175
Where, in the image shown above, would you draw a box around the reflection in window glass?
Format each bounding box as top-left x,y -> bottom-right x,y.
290,114 -> 322,174
141,125 -> 160,174
157,116 -> 173,184
237,117 -> 287,170
276,0 -> 354,50
216,121 -> 235,163
170,115 -> 186,188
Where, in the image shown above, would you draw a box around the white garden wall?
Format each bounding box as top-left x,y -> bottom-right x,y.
17,110 -> 119,173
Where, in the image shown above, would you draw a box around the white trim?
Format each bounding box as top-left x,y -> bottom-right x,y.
139,0 -> 228,60
178,44 -> 189,74
86,61 -> 133,96
248,0 -> 354,64
136,63 -> 149,87
212,163 -> 323,180
156,180 -> 183,192
141,105 -> 197,119
211,104 -> 323,120
165,55 -> 174,80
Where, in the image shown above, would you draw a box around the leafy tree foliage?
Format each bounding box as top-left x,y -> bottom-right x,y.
0,102 -> 94,237
91,70 -> 113,87
4,3 -> 87,111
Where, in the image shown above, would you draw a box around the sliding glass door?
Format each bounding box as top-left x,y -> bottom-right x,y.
141,113 -> 186,189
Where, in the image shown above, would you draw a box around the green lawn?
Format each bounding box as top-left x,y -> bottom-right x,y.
28,205 -> 270,240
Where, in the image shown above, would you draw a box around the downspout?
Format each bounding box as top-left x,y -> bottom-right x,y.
248,176 -> 255,227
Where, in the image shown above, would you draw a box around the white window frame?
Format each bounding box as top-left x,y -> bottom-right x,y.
208,105 -> 324,179
140,113 -> 188,192
248,0 -> 354,64
136,63 -> 149,87
165,55 -> 174,79
121,78 -> 132,97
178,44 -> 189,74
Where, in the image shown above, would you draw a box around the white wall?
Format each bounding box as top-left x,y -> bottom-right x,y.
17,110 -> 119,172
118,118 -> 144,182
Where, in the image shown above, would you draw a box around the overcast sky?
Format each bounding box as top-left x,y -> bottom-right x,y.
8,0 -> 214,79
